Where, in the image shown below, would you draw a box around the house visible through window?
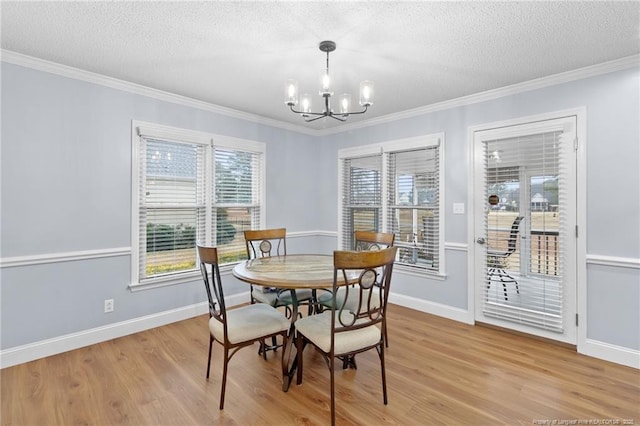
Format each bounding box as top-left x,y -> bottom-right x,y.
339,134 -> 444,274
132,122 -> 265,288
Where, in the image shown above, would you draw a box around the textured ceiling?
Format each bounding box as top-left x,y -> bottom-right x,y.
2,1 -> 639,130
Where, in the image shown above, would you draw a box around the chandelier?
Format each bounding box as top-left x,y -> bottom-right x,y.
284,40 -> 374,122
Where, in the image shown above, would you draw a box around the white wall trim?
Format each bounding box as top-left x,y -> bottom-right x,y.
389,293 -> 474,325
3,49 -> 637,138
0,292 -> 246,369
579,339 -> 640,369
287,230 -> 337,239
586,254 -> 640,269
318,55 -> 640,135
0,50 -> 317,136
445,242 -> 468,252
0,247 -> 131,268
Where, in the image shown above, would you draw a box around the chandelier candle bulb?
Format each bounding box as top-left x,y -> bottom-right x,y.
300,94 -> 312,116
359,80 -> 374,106
339,94 -> 351,114
285,79 -> 298,105
320,72 -> 332,96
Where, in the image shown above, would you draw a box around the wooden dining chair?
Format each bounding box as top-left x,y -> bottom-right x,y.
318,230 -> 396,348
294,246 -> 398,426
243,228 -> 314,356
354,230 -> 395,252
197,245 -> 290,410
354,231 -> 395,347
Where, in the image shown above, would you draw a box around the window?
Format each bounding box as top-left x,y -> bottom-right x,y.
339,134 -> 444,274
131,122 -> 264,288
340,153 -> 383,249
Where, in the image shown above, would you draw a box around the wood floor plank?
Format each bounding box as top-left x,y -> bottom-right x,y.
2,304 -> 638,425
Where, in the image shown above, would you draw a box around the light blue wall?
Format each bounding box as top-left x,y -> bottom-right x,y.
0,63 -> 319,349
318,67 -> 640,349
1,61 -> 638,355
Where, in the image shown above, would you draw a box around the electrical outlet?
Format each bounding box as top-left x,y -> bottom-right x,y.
453,203 -> 465,214
104,299 -> 114,313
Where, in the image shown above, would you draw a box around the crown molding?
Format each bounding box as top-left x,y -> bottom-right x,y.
317,54 -> 640,136
2,50 -> 638,138
0,50 -> 317,136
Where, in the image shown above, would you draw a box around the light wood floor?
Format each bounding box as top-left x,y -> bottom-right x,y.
2,304 -> 639,425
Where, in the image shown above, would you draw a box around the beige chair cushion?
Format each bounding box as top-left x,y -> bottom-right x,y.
251,286 -> 279,305
295,310 -> 381,354
318,287 -> 381,312
209,303 -> 289,344
252,286 -> 314,307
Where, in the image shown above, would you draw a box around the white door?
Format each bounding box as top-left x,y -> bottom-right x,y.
472,114 -> 578,344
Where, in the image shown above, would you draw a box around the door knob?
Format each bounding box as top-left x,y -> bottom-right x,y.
476,237 -> 486,245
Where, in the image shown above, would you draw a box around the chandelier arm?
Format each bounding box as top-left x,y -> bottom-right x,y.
328,114 -> 347,122
289,105 -> 327,116
342,105 -> 369,116
304,114 -> 331,123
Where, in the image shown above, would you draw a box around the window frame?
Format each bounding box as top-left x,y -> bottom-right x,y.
338,134 -> 445,276
130,121 -> 265,290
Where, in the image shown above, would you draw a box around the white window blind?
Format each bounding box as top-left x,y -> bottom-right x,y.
340,154 -> 383,250
138,138 -> 206,281
339,135 -> 444,275
387,146 -> 440,271
213,147 -> 262,264
132,122 -> 265,288
483,130 -> 567,332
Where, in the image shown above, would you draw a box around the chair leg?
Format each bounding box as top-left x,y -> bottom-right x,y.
206,335 -> 213,379
280,331 -> 289,391
330,353 -> 336,426
340,354 -> 357,370
258,336 -> 281,360
219,347 -> 229,410
259,340 -> 268,360
488,267 -> 519,301
384,319 -> 389,348
296,333 -> 304,385
380,344 -> 388,405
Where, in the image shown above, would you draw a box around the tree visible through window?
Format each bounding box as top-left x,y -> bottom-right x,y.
132,123 -> 264,287
214,147 -> 262,264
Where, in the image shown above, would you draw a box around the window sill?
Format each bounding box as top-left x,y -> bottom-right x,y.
129,270 -> 201,292
129,264 -> 240,292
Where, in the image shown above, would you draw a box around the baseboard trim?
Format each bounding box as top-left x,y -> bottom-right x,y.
388,293 -> 474,324
0,293 -> 246,369
580,338 -> 640,369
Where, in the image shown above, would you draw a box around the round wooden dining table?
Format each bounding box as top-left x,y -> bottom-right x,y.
232,254 -> 354,391
232,253 -> 337,289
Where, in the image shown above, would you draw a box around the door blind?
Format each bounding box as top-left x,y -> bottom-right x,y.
483,130 -> 568,332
